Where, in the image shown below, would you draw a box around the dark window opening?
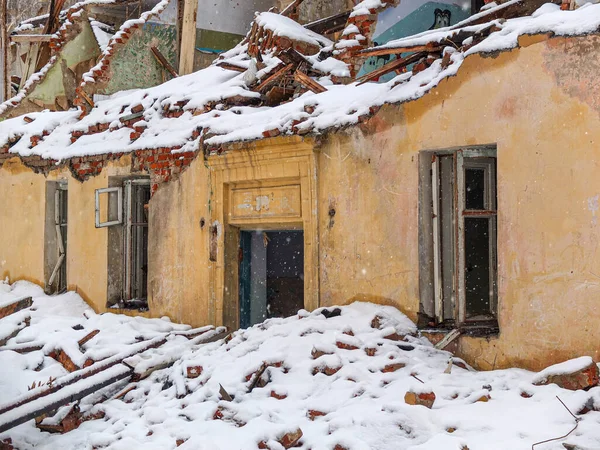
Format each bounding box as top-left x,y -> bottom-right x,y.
124,180 -> 150,306
420,147 -> 498,332
239,230 -> 304,328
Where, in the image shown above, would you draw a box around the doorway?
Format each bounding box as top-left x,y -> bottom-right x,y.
239,230 -> 304,328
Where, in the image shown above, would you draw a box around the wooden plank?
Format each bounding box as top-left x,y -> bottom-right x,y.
78,88 -> 94,108
434,329 -> 461,350
10,34 -> 53,43
304,11 -> 351,35
359,43 -> 442,58
357,52 -> 426,85
255,63 -> 294,92
77,329 -> 99,347
0,336 -> 167,416
0,342 -> 43,353
0,364 -> 132,434
294,70 -> 326,93
0,297 -> 32,319
178,0 -> 199,76
150,46 -> 179,78
0,313 -> 30,347
281,0 -> 305,17
216,62 -> 247,72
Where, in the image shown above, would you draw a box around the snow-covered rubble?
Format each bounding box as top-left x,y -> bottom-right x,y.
1,280 -> 600,449
3,3 -> 600,162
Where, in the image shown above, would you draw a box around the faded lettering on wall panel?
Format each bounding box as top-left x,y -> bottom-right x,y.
230,185 -> 302,221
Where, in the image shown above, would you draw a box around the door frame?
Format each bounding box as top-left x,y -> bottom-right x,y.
206,136 -> 319,331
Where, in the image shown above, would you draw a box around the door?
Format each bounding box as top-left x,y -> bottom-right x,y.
239,230 -> 304,328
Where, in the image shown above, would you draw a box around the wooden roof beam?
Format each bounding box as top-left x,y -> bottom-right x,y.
359,42 -> 443,58
294,70 -> 326,93
356,51 -> 428,85
254,63 -> 294,92
10,34 -> 53,43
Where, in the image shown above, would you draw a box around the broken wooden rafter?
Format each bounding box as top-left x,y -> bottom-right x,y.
0,364 -> 132,434
0,314 -> 30,347
294,70 -> 326,93
10,34 -> 53,43
77,329 -> 100,347
0,336 -> 167,416
359,42 -> 443,58
77,88 -> 94,108
434,329 -> 461,350
281,0 -> 305,17
216,61 -> 247,72
150,46 -> 179,78
36,403 -> 81,434
305,11 -> 351,35
357,51 -> 427,85
0,296 -> 32,319
255,63 -> 294,92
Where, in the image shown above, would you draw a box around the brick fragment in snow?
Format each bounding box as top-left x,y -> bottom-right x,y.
186,365 -> 203,379
533,358 -> 599,390
404,390 -> 436,408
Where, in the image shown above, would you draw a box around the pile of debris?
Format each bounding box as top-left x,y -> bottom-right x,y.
0,281 -> 226,438
6,0 -> 600,167
1,280 -> 600,449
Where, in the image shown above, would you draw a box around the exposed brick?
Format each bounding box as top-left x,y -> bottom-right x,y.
186,365 -> 203,379
405,390 -> 436,409
534,360 -> 599,390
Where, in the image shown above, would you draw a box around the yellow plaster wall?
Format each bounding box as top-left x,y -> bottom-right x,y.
0,158 -> 47,285
318,35 -> 600,371
146,156 -> 211,327
65,157 -> 133,312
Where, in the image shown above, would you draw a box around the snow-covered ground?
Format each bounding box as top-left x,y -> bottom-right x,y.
1,280 -> 600,449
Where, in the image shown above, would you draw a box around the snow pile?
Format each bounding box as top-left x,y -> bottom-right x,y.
0,280 -> 192,403
2,282 -> 600,449
255,12 -> 333,48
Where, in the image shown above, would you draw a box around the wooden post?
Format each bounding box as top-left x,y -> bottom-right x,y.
178,0 -> 198,76
1,0 -> 8,102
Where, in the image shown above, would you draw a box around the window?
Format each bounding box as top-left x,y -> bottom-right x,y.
123,179 -> 151,303
96,177 -> 150,308
419,146 -> 498,332
45,181 -> 68,293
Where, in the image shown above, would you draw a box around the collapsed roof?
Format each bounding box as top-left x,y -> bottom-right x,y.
0,0 -> 599,164
3,0 -> 171,119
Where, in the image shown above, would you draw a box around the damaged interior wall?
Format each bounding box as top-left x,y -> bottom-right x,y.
98,22 -> 178,95
5,16 -> 101,117
276,0 -> 355,23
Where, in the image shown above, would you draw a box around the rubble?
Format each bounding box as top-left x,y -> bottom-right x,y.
2,283 -> 600,448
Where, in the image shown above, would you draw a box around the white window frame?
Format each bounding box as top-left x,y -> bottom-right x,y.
95,187 -> 123,228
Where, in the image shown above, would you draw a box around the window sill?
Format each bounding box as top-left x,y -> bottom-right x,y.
419,323 -> 499,338
108,300 -> 149,312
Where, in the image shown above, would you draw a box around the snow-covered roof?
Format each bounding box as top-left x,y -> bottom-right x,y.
1,2 -> 600,163
255,12 -> 333,48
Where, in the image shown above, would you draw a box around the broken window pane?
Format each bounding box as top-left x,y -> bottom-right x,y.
465,168 -> 485,210
464,217 -> 491,318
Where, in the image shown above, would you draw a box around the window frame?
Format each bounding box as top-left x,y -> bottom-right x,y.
420,145 -> 498,333
95,187 -> 123,228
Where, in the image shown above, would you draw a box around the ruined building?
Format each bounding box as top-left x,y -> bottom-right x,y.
1,0 -> 599,372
